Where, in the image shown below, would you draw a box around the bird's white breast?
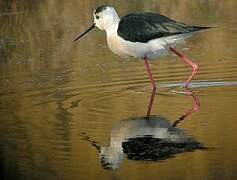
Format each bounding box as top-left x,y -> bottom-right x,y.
106,24 -> 172,59
107,30 -> 131,58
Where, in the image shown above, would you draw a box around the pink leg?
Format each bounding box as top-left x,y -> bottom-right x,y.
144,58 -> 157,116
170,47 -> 199,87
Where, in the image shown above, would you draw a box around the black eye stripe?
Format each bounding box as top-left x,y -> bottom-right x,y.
96,15 -> 99,19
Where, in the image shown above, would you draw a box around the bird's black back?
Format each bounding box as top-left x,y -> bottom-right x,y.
117,12 -> 210,43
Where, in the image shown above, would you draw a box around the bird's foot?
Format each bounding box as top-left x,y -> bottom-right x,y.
171,86 -> 193,95
183,83 -> 190,88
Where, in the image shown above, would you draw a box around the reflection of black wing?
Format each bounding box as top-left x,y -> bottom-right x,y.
122,136 -> 205,161
118,13 -> 210,43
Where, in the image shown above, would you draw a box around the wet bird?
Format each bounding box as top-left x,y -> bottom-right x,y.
74,5 -> 210,113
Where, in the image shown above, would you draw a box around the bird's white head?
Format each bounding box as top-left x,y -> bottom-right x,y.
93,5 -> 120,31
74,5 -> 119,41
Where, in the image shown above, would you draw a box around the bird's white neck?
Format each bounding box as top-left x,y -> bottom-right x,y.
106,23 -> 119,37
104,15 -> 120,34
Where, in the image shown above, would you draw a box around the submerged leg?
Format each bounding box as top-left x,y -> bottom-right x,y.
170,47 -> 199,87
144,58 -> 157,117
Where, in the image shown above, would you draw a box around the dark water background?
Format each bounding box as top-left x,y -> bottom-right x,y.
0,0 -> 237,179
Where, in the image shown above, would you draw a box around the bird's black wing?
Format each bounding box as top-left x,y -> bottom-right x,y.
117,13 -> 209,43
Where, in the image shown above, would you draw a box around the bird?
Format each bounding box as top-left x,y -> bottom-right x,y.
74,5 -> 210,115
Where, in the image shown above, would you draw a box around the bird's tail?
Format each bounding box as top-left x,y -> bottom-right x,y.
188,26 -> 214,32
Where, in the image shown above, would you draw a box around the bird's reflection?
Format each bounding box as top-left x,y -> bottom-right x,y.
80,91 -> 204,170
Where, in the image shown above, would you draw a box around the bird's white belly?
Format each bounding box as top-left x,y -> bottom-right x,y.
107,33 -> 169,59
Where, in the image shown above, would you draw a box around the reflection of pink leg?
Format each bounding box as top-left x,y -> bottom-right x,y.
170,47 -> 199,87
183,92 -> 200,117
144,58 -> 157,116
172,88 -> 200,127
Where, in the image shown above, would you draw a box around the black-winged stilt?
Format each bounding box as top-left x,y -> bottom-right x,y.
74,5 -> 210,116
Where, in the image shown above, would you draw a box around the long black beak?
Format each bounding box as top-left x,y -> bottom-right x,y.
74,23 -> 96,41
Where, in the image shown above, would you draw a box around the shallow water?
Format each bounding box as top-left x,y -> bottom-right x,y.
0,0 -> 237,179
